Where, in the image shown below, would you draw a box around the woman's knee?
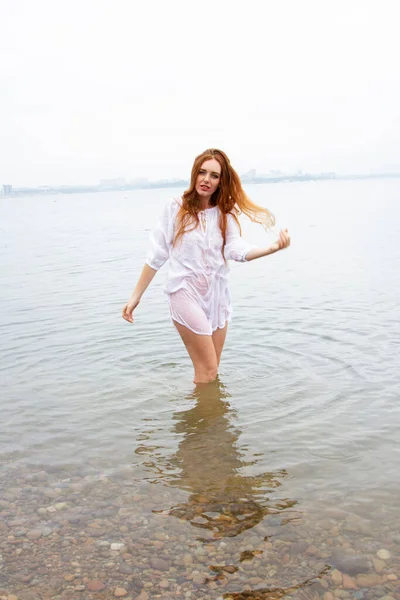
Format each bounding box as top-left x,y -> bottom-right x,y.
195,364 -> 218,384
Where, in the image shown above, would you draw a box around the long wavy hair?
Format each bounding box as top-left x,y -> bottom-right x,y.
173,148 -> 275,254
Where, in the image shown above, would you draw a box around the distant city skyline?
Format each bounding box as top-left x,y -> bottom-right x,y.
4,169 -> 400,197
4,165 -> 400,192
3,162 -> 400,191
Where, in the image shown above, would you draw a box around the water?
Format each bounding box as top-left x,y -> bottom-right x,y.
0,180 -> 399,598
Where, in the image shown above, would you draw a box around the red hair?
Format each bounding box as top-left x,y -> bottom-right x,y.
173,148 -> 275,254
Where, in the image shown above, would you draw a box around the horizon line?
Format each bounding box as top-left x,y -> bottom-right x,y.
3,171 -> 400,195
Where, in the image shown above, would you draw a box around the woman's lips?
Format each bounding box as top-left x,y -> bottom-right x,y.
200,185 -> 210,190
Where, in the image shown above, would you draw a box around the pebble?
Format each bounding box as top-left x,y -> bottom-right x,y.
150,557 -> 169,570
110,543 -> 125,551
88,528 -> 107,537
290,541 -> 308,555
26,529 -> 42,540
183,553 -> 193,565
118,562 -> 134,574
114,588 -> 128,597
331,569 -> 343,585
86,579 -> 105,591
376,549 -> 391,560
356,573 -> 381,587
373,557 -> 386,573
14,529 -> 26,537
344,515 -> 373,536
330,551 -> 371,575
342,574 -> 357,589
192,573 -> 204,584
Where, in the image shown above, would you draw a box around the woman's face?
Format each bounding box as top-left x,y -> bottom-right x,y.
195,158 -> 221,199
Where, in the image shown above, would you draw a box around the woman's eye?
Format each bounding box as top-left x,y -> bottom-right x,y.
212,174 -> 219,179
199,170 -> 205,174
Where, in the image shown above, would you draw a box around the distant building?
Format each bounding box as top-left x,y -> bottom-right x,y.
99,177 -> 126,189
130,177 -> 149,187
241,169 -> 257,182
2,184 -> 12,196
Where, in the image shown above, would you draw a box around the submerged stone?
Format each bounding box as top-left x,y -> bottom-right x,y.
330,551 -> 371,575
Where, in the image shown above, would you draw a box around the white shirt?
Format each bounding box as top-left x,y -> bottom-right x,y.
145,197 -> 256,331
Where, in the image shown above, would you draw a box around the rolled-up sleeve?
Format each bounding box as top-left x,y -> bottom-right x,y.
145,198 -> 176,270
224,214 -> 257,262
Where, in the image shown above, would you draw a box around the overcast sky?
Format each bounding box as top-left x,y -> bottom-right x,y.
1,0 -> 399,186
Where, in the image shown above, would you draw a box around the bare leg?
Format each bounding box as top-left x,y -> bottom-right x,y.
173,321 -> 218,384
212,322 -> 228,367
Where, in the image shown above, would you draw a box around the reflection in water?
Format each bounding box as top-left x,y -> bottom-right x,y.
137,378 -> 296,540
134,380 -> 330,598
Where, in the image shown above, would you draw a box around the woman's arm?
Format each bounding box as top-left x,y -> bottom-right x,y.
122,198 -> 177,324
122,263 -> 157,323
245,229 -> 290,262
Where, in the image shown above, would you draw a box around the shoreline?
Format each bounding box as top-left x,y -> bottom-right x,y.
4,173 -> 400,198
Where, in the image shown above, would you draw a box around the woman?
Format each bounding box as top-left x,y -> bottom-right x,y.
122,148 -> 290,384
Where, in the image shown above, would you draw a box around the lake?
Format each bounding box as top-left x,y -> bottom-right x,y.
0,179 -> 399,599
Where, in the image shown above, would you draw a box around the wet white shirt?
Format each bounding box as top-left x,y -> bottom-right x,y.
146,197 -> 256,333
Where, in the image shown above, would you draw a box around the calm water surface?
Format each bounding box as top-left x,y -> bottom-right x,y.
0,180 -> 399,598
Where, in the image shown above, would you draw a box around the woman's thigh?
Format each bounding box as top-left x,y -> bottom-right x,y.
169,289 -> 212,335
173,320 -> 218,378
169,289 -> 225,379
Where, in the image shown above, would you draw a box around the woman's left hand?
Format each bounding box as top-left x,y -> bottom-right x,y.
272,229 -> 290,252
242,229 -> 291,261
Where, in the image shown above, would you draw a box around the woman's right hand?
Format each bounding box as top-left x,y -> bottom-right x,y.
122,296 -> 140,323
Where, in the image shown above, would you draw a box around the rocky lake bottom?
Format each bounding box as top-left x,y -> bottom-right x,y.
0,460 -> 399,600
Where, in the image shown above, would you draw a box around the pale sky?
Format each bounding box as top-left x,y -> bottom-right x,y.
1,0 -> 399,186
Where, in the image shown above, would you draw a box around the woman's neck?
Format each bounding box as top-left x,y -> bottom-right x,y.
199,198 -> 213,211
